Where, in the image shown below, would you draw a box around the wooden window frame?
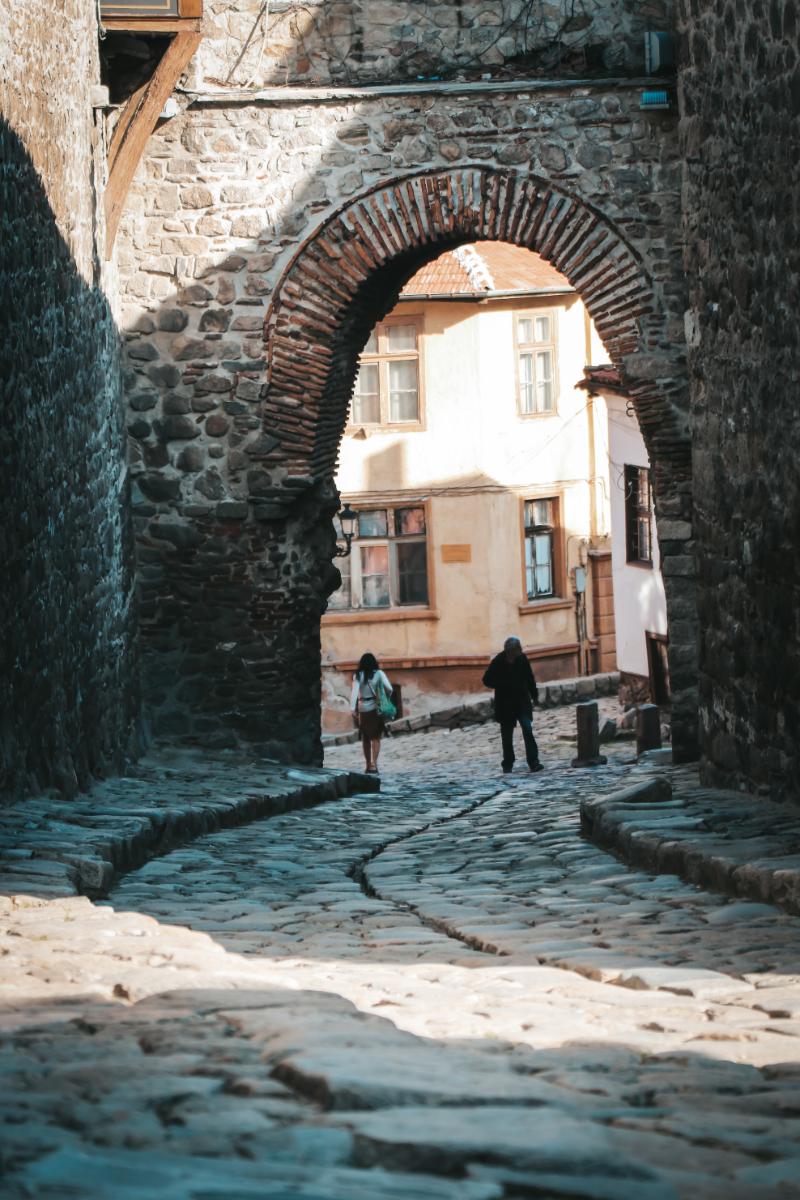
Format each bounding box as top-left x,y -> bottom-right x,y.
624,464 -> 654,566
100,0 -> 202,26
517,493 -> 567,610
327,500 -> 434,615
347,314 -> 425,432
514,307 -> 559,418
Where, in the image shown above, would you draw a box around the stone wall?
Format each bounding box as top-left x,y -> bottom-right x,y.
116,80 -> 695,763
191,0 -> 674,89
0,2 -> 140,800
678,1 -> 800,800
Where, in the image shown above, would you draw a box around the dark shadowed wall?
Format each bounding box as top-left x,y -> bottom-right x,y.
679,0 -> 800,798
0,5 -> 140,801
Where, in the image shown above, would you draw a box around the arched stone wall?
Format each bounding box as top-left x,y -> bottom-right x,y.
262,168 -> 697,760
115,80 -> 696,764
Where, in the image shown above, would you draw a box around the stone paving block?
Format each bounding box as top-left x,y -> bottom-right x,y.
340,1105 -> 665,1181
3,714 -> 800,1197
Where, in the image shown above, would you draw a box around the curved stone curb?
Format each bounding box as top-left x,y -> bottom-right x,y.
581,779 -> 800,916
0,757 -> 377,901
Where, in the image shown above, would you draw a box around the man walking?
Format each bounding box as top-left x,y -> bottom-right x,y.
483,637 -> 543,774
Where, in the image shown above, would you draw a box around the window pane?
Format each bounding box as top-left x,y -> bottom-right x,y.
638,516 -> 651,560
535,350 -> 554,413
396,541 -> 428,605
358,509 -> 388,538
525,499 -> 553,530
525,537 -> 534,596
363,329 -> 378,354
386,324 -> 417,352
534,533 -> 553,594
637,470 -> 650,508
534,315 -> 551,342
328,554 -> 351,609
519,353 -> 533,413
352,362 -> 380,424
395,506 -> 426,535
388,359 -> 419,422
518,318 -> 533,343
360,544 -> 390,608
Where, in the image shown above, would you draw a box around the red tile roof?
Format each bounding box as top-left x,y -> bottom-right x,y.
401,242 -> 572,298
577,364 -> 627,396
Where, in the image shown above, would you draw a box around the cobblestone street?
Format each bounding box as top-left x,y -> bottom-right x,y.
3,708 -> 800,1198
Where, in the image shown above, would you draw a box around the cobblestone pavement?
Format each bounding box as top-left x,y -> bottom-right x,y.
2,706 -> 800,1198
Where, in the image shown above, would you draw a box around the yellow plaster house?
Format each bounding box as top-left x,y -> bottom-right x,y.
321,243 -> 666,730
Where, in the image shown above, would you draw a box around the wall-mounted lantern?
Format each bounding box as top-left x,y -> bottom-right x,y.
333,503 -> 358,558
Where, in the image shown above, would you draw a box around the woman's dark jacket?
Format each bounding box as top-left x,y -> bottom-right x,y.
482,653 -> 539,723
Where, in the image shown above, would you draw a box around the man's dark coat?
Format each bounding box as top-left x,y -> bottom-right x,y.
482,652 -> 539,723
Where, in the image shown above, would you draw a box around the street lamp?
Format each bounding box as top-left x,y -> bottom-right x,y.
333,502 -> 358,557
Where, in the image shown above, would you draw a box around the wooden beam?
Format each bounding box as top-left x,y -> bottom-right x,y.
105,30 -> 202,256
101,17 -> 201,31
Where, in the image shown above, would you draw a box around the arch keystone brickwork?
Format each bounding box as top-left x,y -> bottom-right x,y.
263,168 -> 688,494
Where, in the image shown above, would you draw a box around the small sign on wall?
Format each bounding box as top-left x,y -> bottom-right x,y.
441,544 -> 472,563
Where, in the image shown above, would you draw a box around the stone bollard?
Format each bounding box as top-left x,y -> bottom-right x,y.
571,700 -> 608,768
636,704 -> 662,755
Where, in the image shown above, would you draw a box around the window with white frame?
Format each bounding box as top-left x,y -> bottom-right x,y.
516,311 -> 557,415
523,498 -> 558,600
328,505 -> 429,611
350,319 -> 422,427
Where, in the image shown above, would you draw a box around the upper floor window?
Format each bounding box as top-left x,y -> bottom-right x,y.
624,465 -> 653,564
350,318 -> 423,429
524,498 -> 558,600
329,505 -> 429,611
516,311 -> 557,416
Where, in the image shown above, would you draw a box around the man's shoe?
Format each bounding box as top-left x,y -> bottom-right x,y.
502,766 -> 513,774
529,762 -> 544,773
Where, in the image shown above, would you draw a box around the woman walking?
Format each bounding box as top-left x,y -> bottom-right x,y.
351,652 -> 394,774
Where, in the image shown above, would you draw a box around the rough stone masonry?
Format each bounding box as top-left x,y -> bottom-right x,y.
0,1 -> 141,802
678,0 -> 800,799
116,1 -> 695,764
3,0 -> 800,803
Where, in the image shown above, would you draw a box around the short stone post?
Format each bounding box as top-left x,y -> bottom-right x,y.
571,701 -> 608,768
636,704 -> 662,755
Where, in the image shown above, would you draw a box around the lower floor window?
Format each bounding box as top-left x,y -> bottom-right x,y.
329,505 -> 429,611
524,497 -> 557,600
624,465 -> 653,563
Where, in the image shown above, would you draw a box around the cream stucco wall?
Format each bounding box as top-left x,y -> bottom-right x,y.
322,290 -> 615,725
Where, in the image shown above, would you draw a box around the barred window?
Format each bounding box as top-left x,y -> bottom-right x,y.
624,465 -> 653,564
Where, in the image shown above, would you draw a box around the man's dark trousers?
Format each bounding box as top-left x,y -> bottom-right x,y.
500,712 -> 539,771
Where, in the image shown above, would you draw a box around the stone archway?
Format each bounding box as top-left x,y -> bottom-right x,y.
262,167 -> 697,760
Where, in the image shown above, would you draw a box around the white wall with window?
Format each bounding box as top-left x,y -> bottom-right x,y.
604,391 -> 667,679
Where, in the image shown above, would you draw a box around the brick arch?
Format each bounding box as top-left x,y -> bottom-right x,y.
263,166 -> 689,491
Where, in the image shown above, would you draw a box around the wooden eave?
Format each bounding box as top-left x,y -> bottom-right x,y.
103,5 -> 203,256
